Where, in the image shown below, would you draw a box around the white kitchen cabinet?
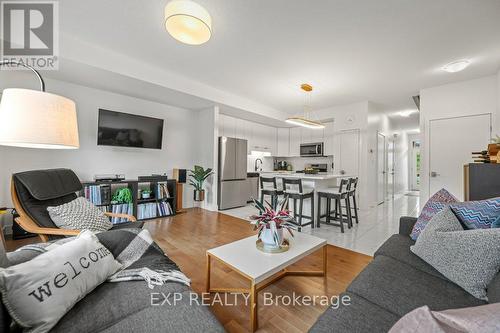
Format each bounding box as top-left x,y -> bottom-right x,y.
310,127 -> 324,143
276,128 -> 290,157
249,123 -> 276,154
300,127 -> 310,144
289,127 -> 301,156
323,121 -> 334,156
219,114 -> 236,138
235,118 -> 248,140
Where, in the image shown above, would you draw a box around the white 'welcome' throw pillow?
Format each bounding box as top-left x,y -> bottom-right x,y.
0,231 -> 122,333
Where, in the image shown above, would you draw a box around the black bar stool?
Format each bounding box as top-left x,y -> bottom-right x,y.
282,178 -> 314,231
316,178 -> 351,232
260,176 -> 283,208
348,177 -> 359,224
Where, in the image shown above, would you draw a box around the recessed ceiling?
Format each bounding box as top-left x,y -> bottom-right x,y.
59,0 -> 500,115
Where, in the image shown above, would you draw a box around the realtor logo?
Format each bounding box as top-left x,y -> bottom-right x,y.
1,1 -> 59,69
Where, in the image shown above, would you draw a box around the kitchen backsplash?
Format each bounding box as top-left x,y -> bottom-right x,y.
247,155 -> 334,173
247,155 -> 274,172
274,156 -> 334,172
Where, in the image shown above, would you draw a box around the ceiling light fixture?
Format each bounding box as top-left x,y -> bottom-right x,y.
164,0 -> 212,45
285,84 -> 325,130
442,59 -> 470,73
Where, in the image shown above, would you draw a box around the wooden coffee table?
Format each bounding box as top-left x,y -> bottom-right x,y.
206,233 -> 327,332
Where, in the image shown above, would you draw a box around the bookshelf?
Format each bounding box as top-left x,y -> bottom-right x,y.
80,178 -> 177,224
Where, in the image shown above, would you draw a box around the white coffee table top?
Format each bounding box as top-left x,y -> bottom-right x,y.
207,232 -> 326,283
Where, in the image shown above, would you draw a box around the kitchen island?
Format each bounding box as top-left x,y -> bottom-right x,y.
258,171 -> 352,224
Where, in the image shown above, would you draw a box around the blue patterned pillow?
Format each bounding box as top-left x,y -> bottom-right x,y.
410,189 -> 458,240
450,197 -> 500,229
490,214 -> 500,228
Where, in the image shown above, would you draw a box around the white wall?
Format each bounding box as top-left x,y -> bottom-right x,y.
0,75 -> 210,231
195,107 -> 219,211
419,75 -> 498,202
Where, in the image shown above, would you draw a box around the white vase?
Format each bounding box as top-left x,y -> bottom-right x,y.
260,227 -> 284,248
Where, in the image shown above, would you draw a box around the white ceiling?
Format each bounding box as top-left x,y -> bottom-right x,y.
58,0 -> 500,115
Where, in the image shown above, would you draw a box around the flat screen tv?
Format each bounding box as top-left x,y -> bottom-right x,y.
97,109 -> 164,149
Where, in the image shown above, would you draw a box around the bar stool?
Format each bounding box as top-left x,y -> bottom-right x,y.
259,176 -> 283,208
348,177 -> 359,224
282,178 -> 314,231
316,178 -> 351,232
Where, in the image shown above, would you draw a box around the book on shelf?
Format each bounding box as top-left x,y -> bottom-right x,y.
110,203 -> 133,224
97,206 -> 109,213
137,202 -> 158,220
83,184 -> 111,205
156,201 -> 173,216
155,182 -> 171,200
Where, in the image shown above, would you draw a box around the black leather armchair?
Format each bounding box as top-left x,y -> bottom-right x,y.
11,168 -> 140,242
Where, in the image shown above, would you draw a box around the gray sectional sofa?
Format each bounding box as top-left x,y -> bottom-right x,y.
0,232 -> 225,333
310,216 -> 500,332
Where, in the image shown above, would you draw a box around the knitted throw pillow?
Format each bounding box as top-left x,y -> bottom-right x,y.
411,207 -> 500,300
47,197 -> 112,232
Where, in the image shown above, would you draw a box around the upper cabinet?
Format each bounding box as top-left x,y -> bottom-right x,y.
276,128 -> 290,157
219,114 -> 333,157
289,127 -> 301,156
323,121 -> 334,156
250,123 -> 276,154
219,114 -> 236,138
218,114 -> 276,155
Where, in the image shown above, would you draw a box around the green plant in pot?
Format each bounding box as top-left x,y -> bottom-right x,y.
189,165 -> 213,202
250,196 -> 296,251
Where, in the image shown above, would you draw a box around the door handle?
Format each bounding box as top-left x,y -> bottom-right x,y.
430,171 -> 439,177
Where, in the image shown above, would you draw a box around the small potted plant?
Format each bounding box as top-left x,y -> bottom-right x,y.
249,196 -> 296,251
189,165 -> 213,202
141,190 -> 152,199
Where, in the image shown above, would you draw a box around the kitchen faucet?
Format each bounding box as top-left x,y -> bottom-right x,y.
254,158 -> 263,171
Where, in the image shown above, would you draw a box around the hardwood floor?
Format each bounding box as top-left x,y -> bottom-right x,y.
143,208 -> 372,333
5,208 -> 372,332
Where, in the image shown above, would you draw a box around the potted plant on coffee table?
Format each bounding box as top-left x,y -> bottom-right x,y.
250,196 -> 297,252
189,165 -> 213,201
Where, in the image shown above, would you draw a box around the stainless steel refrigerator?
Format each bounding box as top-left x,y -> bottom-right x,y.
218,136 -> 248,210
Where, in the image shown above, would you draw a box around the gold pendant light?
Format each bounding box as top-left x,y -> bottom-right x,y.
285,84 -> 324,129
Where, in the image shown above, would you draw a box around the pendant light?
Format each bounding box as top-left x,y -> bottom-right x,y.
285,84 -> 324,129
164,0 -> 212,45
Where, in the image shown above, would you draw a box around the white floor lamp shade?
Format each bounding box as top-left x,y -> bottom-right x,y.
0,88 -> 79,149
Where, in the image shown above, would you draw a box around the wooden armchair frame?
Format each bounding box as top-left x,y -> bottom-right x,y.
11,180 -> 137,243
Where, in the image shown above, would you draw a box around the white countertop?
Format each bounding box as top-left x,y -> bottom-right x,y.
258,171 -> 350,180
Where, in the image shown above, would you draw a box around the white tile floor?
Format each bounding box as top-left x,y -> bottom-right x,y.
219,192 -> 420,256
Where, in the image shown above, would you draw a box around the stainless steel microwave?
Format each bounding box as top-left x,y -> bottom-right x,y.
300,142 -> 324,157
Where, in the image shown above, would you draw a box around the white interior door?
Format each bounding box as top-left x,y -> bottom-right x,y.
410,140 -> 421,191
377,133 -> 386,204
429,114 -> 491,200
387,140 -> 394,198
338,129 -> 360,176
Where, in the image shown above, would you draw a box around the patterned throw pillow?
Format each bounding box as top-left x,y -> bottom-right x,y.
47,197 -> 112,232
411,207 -> 500,300
410,188 -> 458,240
491,215 -> 500,228
450,197 -> 500,229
